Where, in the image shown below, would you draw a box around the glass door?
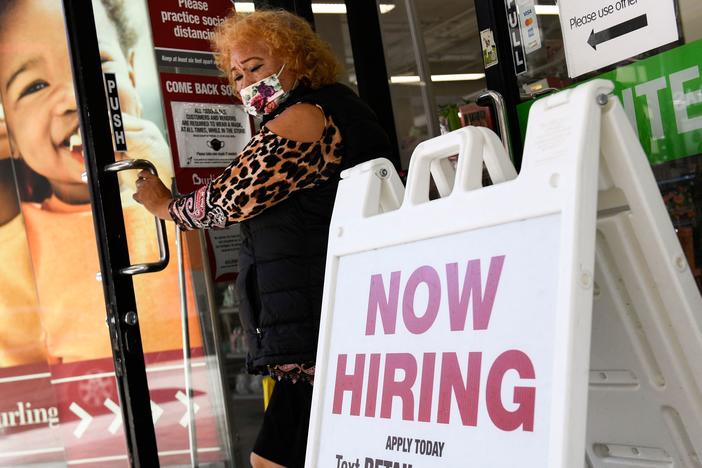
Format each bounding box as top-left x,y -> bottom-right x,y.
0,0 -> 240,465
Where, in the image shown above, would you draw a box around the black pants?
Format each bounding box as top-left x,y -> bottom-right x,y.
252,379 -> 314,468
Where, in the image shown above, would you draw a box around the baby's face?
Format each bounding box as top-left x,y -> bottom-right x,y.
0,0 -> 140,192
0,105 -> 9,159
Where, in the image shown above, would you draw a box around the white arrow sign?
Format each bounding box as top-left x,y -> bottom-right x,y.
69,402 -> 93,439
175,390 -> 200,428
104,398 -> 123,435
151,400 -> 164,425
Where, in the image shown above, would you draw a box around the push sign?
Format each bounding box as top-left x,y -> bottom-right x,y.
504,0 -> 527,75
104,73 -> 127,152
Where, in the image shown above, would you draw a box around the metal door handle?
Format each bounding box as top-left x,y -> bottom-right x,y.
477,90 -> 514,163
104,159 -> 169,275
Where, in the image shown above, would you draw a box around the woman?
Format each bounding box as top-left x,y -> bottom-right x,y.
134,9 -> 393,468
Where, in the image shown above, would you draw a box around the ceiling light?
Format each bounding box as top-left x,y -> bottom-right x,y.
390,76 -> 421,84
390,73 -> 485,84
311,3 -> 352,14
535,5 -> 559,15
311,3 -> 396,14
234,3 -> 254,12
431,73 -> 486,82
233,3 -> 396,14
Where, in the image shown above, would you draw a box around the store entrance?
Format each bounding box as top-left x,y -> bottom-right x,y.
475,0 -> 702,292
1,0 -> 405,465
0,0 -> 249,465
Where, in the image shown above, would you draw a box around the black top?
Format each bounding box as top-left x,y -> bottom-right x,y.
239,83 -> 393,371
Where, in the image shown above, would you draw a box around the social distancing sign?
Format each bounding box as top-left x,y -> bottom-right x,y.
558,0 -> 679,77
307,79 -> 702,467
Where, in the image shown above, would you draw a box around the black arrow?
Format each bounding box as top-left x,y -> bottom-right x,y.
588,14 -> 648,50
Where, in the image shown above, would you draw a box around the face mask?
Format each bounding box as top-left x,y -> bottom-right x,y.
240,64 -> 290,117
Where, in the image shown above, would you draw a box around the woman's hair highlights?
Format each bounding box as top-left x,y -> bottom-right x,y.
212,9 -> 341,90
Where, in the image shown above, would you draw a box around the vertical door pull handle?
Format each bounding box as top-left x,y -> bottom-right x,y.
477,90 -> 514,164
104,159 -> 169,275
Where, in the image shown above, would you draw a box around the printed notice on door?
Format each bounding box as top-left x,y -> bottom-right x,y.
207,225 -> 242,282
558,0 -> 678,77
171,101 -> 251,168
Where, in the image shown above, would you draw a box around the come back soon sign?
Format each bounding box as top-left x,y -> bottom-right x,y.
312,213 -> 561,467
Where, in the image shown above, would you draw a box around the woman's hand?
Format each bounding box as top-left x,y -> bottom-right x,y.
133,169 -> 173,220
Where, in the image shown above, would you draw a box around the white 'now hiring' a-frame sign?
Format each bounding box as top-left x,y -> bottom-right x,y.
306,80 -> 702,468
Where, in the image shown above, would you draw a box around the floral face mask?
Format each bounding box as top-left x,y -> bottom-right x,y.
239,63 -> 289,117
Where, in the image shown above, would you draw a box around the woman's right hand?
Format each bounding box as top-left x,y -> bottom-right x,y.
133,169 -> 174,221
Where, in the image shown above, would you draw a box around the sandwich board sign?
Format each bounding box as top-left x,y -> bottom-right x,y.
558,0 -> 679,78
585,94 -> 702,466
306,79 -> 702,467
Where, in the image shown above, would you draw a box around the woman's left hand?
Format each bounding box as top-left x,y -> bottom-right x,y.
133,170 -> 173,220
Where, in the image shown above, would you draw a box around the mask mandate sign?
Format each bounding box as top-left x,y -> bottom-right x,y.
558,0 -> 679,78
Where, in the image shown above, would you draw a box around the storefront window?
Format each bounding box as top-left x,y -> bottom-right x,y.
513,0 -> 702,292
313,9 -> 358,92
377,1 -> 487,168
367,0 -> 702,291
0,0 -> 235,465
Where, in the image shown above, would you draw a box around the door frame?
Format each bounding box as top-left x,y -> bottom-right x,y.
61,0 -> 160,465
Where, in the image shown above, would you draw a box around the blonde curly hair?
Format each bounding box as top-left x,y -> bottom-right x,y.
211,9 -> 341,91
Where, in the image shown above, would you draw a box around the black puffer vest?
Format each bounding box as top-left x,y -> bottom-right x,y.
237,83 -> 392,371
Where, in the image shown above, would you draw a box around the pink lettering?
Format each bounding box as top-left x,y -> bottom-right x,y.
332,350 -> 536,432
446,255 -> 505,331
364,353 -> 381,417
402,266 -> 441,334
486,350 -> 536,432
365,256 -> 506,336
437,352 -> 481,425
332,354 -> 365,416
380,353 -> 417,421
417,353 -> 436,422
365,272 -> 401,335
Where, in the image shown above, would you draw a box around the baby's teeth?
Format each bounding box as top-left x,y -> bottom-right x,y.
69,134 -> 82,151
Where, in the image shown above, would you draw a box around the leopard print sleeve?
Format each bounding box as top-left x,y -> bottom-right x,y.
169,112 -> 343,230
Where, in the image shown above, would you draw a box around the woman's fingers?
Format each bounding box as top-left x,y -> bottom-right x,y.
134,171 -> 154,203
132,172 -> 173,220
135,169 -> 154,182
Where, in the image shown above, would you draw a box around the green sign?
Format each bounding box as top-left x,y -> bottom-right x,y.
518,40 -> 702,165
